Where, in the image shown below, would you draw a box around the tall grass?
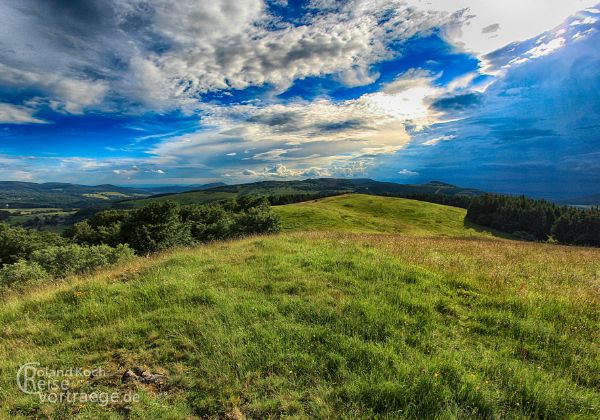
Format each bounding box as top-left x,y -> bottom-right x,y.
0,231 -> 598,418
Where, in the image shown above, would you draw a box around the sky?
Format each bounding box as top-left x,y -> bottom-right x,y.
0,0 -> 599,199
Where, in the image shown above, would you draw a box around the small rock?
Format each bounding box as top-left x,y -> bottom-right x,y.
141,370 -> 153,382
121,369 -> 139,383
123,367 -> 168,385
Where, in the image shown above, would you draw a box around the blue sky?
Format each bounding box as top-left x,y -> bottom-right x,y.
0,0 -> 599,199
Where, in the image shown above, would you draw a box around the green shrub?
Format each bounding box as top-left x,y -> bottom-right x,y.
233,203 -> 281,235
181,204 -> 234,242
65,221 -> 99,244
0,210 -> 10,221
0,260 -> 49,286
30,244 -> 134,278
121,201 -> 193,254
68,198 -> 282,254
65,209 -> 128,246
0,223 -> 67,266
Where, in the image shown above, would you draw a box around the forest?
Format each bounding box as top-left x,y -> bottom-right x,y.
465,194 -> 600,246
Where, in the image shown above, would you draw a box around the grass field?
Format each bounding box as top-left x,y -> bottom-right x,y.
0,196 -> 598,418
274,194 -> 499,238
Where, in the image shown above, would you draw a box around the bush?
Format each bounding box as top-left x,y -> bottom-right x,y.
0,260 -> 49,287
232,203 -> 281,235
120,201 -> 193,254
65,221 -> 99,244
0,223 -> 67,266
64,210 -> 128,246
181,204 -> 234,242
30,244 -> 134,278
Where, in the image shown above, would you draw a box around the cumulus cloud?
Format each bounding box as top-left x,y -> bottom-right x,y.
0,103 -> 46,124
240,163 -> 331,178
377,23 -> 600,199
1,0 -> 598,189
138,67 -> 459,181
0,0 -> 462,113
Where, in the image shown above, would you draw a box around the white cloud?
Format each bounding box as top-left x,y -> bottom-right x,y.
0,0 -> 461,112
398,169 -> 419,176
0,103 -> 46,124
235,161 -> 371,179
250,148 -> 302,161
406,0 -> 599,55
0,64 -> 108,115
11,170 -> 34,181
524,37 -> 566,59
138,67 -> 487,181
573,28 -> 596,40
422,135 -> 456,146
0,0 -> 596,116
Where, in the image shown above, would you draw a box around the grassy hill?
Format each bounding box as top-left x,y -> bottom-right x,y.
275,194 -> 495,237
123,178 -> 483,208
0,195 -> 598,418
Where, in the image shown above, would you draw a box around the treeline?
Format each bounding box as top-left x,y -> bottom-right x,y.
0,197 -> 280,288
267,192 -> 345,205
466,194 -> 600,246
377,191 -> 599,246
66,196 -> 280,254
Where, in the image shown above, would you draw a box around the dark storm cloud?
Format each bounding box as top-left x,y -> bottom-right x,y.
32,0 -> 109,29
314,119 -> 365,133
247,112 -> 301,128
430,92 -> 482,112
492,128 -> 558,142
481,23 -> 500,34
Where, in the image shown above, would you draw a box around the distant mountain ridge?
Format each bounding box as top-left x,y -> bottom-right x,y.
124,178 -> 484,207
0,181 -> 226,208
560,194 -> 600,206
0,178 -> 486,209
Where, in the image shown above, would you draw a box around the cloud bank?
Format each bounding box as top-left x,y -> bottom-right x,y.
0,0 -> 598,199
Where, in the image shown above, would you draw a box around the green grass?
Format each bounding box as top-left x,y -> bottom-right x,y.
1,230 -> 599,418
275,194 -> 497,238
0,195 -> 597,417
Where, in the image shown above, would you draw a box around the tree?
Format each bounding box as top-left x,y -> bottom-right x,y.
120,201 -> 192,254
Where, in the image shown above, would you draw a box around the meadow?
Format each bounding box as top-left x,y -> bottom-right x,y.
0,195 -> 598,418
274,194 -> 497,237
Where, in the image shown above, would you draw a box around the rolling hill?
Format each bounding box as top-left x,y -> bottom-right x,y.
123,178 -> 484,208
1,195 -> 598,418
274,194 -> 495,237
